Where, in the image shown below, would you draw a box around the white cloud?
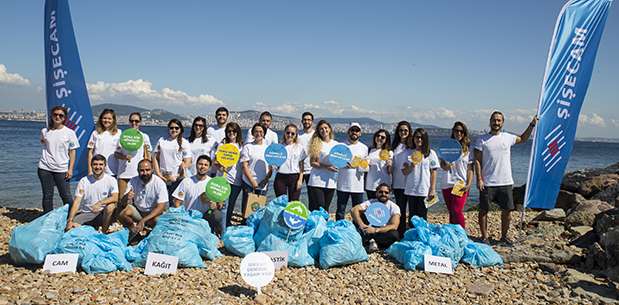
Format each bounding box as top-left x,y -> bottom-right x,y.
274,103 -> 297,114
0,64 -> 31,86
579,113 -> 606,127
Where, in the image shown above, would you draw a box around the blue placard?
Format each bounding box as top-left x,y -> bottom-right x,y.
265,143 -> 288,167
282,211 -> 306,230
438,139 -> 462,163
365,202 -> 391,227
328,144 -> 352,169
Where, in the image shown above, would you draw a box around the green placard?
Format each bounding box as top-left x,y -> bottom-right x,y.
119,128 -> 144,152
205,177 -> 231,202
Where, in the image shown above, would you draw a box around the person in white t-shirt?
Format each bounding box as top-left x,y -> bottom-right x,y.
401,128 -> 439,237
240,123 -> 273,218
118,159 -> 168,234
365,129 -> 393,199
307,120 -> 339,212
439,122 -> 474,229
172,155 -> 224,235
213,122 -> 245,230
297,112 -> 315,204
335,122 -> 369,220
37,105 -> 80,213
391,121 -> 412,222
188,116 -> 216,176
245,111 -> 279,145
87,109 -> 121,176
115,112 -> 152,204
65,154 -> 119,233
274,124 -> 306,201
153,119 -> 192,203
351,183 -> 401,252
474,111 -> 537,244
206,107 -> 229,144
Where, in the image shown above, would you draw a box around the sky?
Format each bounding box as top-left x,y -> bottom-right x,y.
0,0 -> 618,137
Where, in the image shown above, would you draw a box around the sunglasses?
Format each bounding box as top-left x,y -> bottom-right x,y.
376,135 -> 386,140
52,113 -> 65,118
286,131 -> 296,135
226,130 -> 237,133
130,119 -> 141,123
169,126 -> 180,130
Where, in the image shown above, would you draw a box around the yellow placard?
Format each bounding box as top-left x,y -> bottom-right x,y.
216,143 -> 240,168
379,149 -> 390,161
359,159 -> 369,169
451,180 -> 466,197
350,156 -> 362,168
411,150 -> 424,165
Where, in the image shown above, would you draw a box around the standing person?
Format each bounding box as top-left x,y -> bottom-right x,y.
188,116 -> 216,176
115,112 -> 151,206
391,121 -> 412,220
240,123 -> 273,218
274,124 -> 306,201
214,122 -> 244,229
87,109 -> 121,176
335,123 -> 368,220
297,112 -> 315,204
152,119 -> 192,202
207,107 -> 229,143
351,183 -> 400,252
365,129 -> 393,200
474,111 -> 537,244
307,120 -> 339,212
38,105 -> 79,213
440,122 -> 474,229
401,128 -> 439,235
65,154 -> 118,233
245,111 -> 278,145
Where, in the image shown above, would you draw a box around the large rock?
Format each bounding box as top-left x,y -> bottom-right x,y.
555,190 -> 586,211
533,208 -> 566,222
599,227 -> 619,267
592,182 -> 619,205
562,172 -> 619,198
565,199 -> 614,227
594,208 -> 619,235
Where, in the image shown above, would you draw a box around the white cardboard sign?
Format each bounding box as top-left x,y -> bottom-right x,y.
264,250 -> 288,270
240,252 -> 275,294
424,254 -> 454,274
43,253 -> 79,273
144,252 -> 178,276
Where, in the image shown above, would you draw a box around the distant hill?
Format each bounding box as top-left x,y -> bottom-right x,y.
92,103 -> 189,121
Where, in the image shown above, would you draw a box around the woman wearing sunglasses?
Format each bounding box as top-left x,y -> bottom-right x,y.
440,122 -> 473,229
153,119 -> 192,200
115,112 -> 152,202
188,116 -> 216,176
214,122 -> 244,230
87,109 -> 121,176
274,124 -> 306,201
365,129 -> 393,200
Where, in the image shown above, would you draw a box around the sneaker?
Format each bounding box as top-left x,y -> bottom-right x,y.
499,237 -> 514,247
367,239 -> 379,253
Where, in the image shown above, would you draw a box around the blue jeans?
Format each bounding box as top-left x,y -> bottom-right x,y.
37,168 -> 72,213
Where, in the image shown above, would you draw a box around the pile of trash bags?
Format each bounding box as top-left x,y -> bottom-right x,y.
223,195 -> 368,269
387,216 -> 503,270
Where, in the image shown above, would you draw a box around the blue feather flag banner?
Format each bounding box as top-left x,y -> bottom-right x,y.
525,0 -> 612,209
44,0 -> 94,181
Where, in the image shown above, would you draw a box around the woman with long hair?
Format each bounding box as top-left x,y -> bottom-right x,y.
274,124 -> 306,201
307,120 -> 339,212
401,128 -> 439,236
87,108 -> 121,176
153,119 -> 192,200
365,129 -> 392,199
215,122 -> 244,229
440,121 -> 473,229
391,121 -> 412,219
115,112 -> 152,203
240,123 -> 273,219
188,116 -> 216,176
38,105 -> 79,213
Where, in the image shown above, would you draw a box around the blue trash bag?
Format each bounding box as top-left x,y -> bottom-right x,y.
430,224 -> 468,267
253,195 -> 304,248
305,208 -> 329,260
127,207 -> 222,268
9,205 -> 69,265
223,225 -> 255,257
386,240 -> 432,270
256,232 -> 315,267
246,206 -> 266,231
462,241 -> 504,267
55,226 -> 132,274
319,220 -> 368,269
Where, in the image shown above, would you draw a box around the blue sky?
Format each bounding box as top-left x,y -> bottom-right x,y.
0,0 -> 618,137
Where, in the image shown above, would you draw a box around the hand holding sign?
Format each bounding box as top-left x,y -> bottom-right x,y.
120,128 -> 144,152
216,143 -> 240,168
438,139 -> 462,163
205,177 -> 232,202
265,143 -> 287,167
328,144 -> 352,169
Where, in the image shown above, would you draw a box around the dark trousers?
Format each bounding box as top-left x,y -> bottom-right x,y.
397,195 -> 427,237
224,184 -> 243,228
366,190 -> 377,200
336,191 -> 364,220
166,179 -> 183,206
355,214 -> 399,249
204,208 -> 223,236
308,186 -> 335,212
37,168 -> 72,213
303,174 -> 313,206
274,173 -> 301,201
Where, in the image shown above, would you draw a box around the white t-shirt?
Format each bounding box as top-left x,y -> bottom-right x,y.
153,137 -> 192,175
308,139 -> 339,189
441,151 -> 472,188
404,149 -> 440,197
337,141 -> 368,193
214,142 -> 243,186
206,124 -> 226,144
240,142 -> 270,191
278,143 -> 307,174
126,175 -> 169,213
172,175 -> 211,213
246,128 -> 279,146
38,126 -> 80,173
189,137 -> 216,175
74,174 -> 118,213
116,131 -> 151,179
473,132 -> 518,187
392,143 -> 411,189
297,129 -> 315,175
359,199 -> 401,217
366,148 -> 393,191
87,130 -> 121,176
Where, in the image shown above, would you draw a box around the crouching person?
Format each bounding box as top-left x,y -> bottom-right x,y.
172,155 -> 225,236
118,159 -> 168,234
65,154 -> 119,233
351,183 -> 400,252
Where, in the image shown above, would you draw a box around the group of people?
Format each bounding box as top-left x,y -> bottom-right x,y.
37,105 -> 537,251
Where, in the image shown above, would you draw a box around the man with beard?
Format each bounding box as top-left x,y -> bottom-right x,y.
245,111 -> 279,145
335,122 -> 368,220
351,183 -> 400,252
474,111 -> 537,245
118,159 -> 168,233
207,107 -> 229,143
172,155 -> 224,236
297,112 -> 315,204
65,154 -> 119,233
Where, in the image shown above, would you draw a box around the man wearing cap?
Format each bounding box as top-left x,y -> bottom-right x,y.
335,122 -> 368,220
351,183 -> 400,252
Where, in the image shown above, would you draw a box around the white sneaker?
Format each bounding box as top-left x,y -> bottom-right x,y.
367,239 -> 379,253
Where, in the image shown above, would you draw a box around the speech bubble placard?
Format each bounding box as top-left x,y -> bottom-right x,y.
328,144 -> 352,169
240,252 -> 275,294
282,201 -> 309,230
205,176 -> 232,202
119,128 -> 144,152
216,143 -> 240,168
438,139 -> 462,163
265,143 -> 287,167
